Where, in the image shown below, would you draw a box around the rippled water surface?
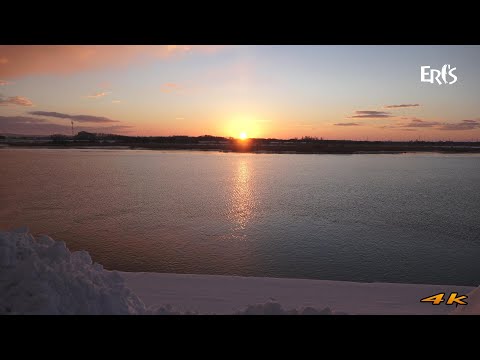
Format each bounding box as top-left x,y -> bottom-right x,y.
1,149 -> 480,285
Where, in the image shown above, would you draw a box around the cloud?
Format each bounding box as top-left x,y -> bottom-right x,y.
86,91 -> 110,99
161,83 -> 182,93
438,120 -> 480,131
399,119 -> 440,128
0,95 -> 33,106
0,80 -> 12,86
382,118 -> 439,129
349,110 -> 393,118
112,100 -> 121,104
400,116 -> 424,121
0,116 -> 132,135
383,118 -> 480,131
29,111 -> 119,123
334,122 -> 361,126
385,104 -> 420,109
348,106 -> 418,120
0,45 -> 226,79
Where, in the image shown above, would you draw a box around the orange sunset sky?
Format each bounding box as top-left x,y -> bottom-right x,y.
1,45 -> 480,141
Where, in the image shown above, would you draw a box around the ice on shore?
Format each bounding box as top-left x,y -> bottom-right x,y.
146,301 -> 339,315
1,228 -> 478,315
0,229 -> 338,315
0,228 -> 145,315
235,301 -> 335,315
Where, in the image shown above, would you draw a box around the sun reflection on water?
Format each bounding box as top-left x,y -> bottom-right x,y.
227,158 -> 256,240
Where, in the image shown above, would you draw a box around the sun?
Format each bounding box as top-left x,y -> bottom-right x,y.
239,132 -> 248,140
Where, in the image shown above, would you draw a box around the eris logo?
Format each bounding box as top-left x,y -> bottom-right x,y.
421,64 -> 457,85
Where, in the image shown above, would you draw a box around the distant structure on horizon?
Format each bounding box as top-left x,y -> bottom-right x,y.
74,131 -> 97,141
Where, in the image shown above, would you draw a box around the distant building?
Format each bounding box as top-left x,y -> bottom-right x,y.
74,131 -> 97,141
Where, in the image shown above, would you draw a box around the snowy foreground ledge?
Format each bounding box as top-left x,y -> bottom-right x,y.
0,228 -> 477,315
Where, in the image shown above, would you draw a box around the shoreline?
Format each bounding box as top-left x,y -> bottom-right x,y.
121,271 -> 475,315
1,228 -> 478,314
2,144 -> 480,155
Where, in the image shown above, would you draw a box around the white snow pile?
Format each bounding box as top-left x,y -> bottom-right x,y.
234,301 -> 341,315
0,228 -> 339,315
0,227 -> 145,315
146,302 -> 339,315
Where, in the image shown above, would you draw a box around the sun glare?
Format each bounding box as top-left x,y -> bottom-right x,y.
223,113 -> 263,139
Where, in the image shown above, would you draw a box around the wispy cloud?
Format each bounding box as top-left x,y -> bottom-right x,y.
348,105 -> 419,120
385,104 -> 420,109
0,95 -> 33,106
86,91 -> 110,99
438,120 -> 480,131
0,116 -> 132,135
112,100 -> 121,104
334,122 -> 361,126
399,119 -> 440,128
0,45 -> 226,79
0,80 -> 12,86
400,116 -> 424,121
382,117 -> 480,131
349,110 -> 393,119
29,111 -> 119,123
161,83 -> 183,93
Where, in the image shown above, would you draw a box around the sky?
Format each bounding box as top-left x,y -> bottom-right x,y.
1,45 -> 480,141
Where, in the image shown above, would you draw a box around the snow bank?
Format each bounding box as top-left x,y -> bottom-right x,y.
0,228 -> 145,314
122,271 -> 475,315
145,301 -> 337,315
0,229 -> 337,315
235,301 -> 337,315
2,228 -> 477,315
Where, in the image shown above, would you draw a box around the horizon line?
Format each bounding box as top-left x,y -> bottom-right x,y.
2,132 -> 480,143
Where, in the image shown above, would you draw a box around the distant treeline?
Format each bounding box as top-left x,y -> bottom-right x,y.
2,132 -> 479,153
45,132 -> 480,147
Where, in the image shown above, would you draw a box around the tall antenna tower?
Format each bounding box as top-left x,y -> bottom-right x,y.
71,120 -> 74,137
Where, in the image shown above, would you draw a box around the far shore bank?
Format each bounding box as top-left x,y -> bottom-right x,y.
2,142 -> 480,155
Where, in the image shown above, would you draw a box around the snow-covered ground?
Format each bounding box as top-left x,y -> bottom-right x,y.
123,272 -> 475,315
1,228 -> 477,315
